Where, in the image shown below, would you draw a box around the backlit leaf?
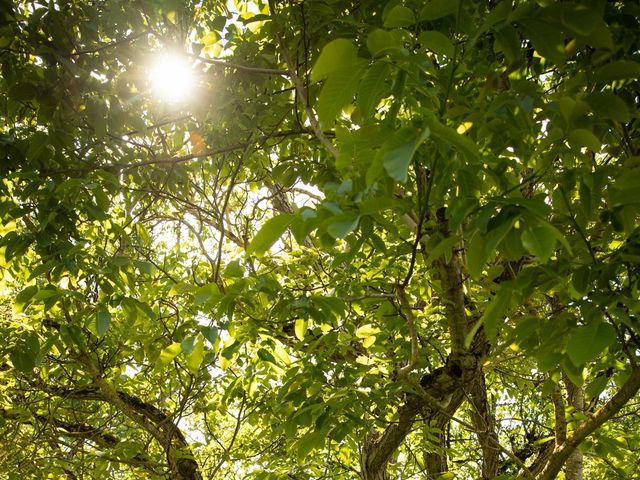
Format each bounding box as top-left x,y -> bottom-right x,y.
384,5 -> 415,28
247,214 -> 294,255
96,310 -> 111,337
566,322 -> 617,366
295,319 -> 307,341
312,39 -> 358,82
418,31 -> 455,57
355,324 -> 380,338
521,225 -> 557,262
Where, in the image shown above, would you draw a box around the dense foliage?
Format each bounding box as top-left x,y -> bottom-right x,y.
1,0 -> 640,479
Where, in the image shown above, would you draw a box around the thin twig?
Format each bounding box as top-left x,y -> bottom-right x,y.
189,53 -> 289,76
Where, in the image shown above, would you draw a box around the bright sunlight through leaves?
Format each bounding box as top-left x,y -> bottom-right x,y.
149,53 -> 195,103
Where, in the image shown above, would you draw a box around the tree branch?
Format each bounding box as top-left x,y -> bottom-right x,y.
396,286 -> 419,377
76,354 -> 203,480
535,366 -> 640,480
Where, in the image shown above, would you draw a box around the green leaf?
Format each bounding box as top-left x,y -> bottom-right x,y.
366,29 -> 403,57
60,325 -> 87,352
86,101 -> 107,137
562,357 -> 586,387
355,324 -> 380,338
585,374 -> 609,399
247,214 -> 294,255
584,92 -> 631,123
327,213 -> 360,239
610,170 -> 640,207
521,225 -> 557,262
15,285 -> 38,309
593,60 -> 640,84
200,326 -> 219,345
10,333 -> 40,373
156,343 -> 182,368
317,65 -> 364,126
477,291 -> 511,342
357,62 -> 391,117
273,342 -> 291,366
420,0 -> 459,21
466,232 -> 486,279
425,235 -> 460,266
425,115 -> 481,162
383,5 -> 415,28
194,283 -> 221,306
297,430 -> 326,462
27,132 -> 49,161
383,126 -> 430,182
571,266 -> 590,295
10,346 -> 36,373
223,260 -> 244,278
294,319 -> 307,341
568,128 -> 601,152
418,31 -> 455,57
186,336 -> 205,374
561,3 -> 601,36
494,25 -> 521,63
467,213 -> 518,278
257,348 -> 277,365
96,310 -> 111,337
519,19 -> 566,64
181,336 -> 196,354
566,322 -> 617,366
312,39 -> 358,82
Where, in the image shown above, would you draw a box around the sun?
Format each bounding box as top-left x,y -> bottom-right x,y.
149,53 -> 195,103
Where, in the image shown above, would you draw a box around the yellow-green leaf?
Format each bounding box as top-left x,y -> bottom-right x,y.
363,335 -> 376,348
295,319 -> 307,341
355,324 -> 380,338
186,336 -> 205,374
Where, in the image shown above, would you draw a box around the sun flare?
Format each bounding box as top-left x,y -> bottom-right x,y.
149,53 -> 195,103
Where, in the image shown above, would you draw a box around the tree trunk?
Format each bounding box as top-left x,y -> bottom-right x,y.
563,377 -> 585,480
424,422 -> 448,478
359,355 -> 480,479
470,369 -> 500,479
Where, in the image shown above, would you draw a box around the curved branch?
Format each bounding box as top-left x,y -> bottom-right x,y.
75,355 -> 203,480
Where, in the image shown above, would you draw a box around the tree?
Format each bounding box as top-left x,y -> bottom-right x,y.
1,0 -> 639,478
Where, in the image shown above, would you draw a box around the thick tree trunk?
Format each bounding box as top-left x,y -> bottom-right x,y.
470,369 -> 500,479
359,354 -> 480,479
563,378 -> 585,480
359,219 -> 486,480
424,423 -> 448,478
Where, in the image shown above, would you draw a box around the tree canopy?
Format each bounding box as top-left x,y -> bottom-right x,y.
1,0 -> 640,479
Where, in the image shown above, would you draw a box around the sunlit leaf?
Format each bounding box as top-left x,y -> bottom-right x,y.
247,214 -> 294,255
312,39 -> 358,82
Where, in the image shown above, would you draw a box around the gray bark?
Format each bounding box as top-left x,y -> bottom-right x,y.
563,378 -> 585,480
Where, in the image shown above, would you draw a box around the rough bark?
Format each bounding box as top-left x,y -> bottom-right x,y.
423,389 -> 465,478
423,428 -> 448,478
552,382 -> 567,446
469,369 -> 500,479
360,352 -> 482,479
